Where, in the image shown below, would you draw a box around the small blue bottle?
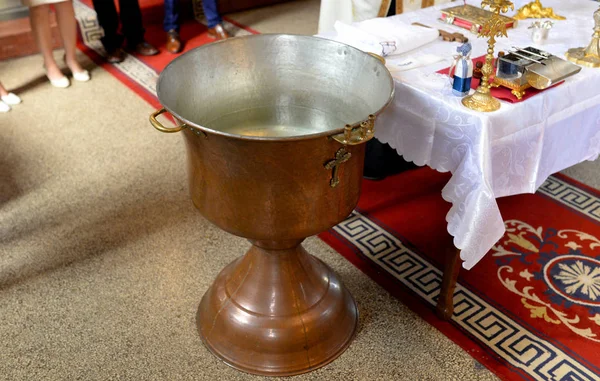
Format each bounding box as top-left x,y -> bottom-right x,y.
450,42 -> 474,96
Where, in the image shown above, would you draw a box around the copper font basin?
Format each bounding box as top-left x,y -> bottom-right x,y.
150,34 -> 394,376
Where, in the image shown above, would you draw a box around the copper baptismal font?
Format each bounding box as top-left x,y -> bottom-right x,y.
149,35 -> 394,376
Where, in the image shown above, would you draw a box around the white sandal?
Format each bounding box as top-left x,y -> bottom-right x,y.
44,62 -> 70,88
1,92 -> 21,105
0,101 -> 10,113
63,54 -> 90,82
47,75 -> 70,88
72,70 -> 90,82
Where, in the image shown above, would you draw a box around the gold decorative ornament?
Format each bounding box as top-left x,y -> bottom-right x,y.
324,148 -> 352,188
490,76 -> 528,99
440,4 -> 518,33
566,6 -> 600,69
462,0 -> 514,113
513,0 -> 565,21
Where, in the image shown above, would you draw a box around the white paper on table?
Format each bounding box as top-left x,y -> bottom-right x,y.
332,18 -> 440,57
386,54 -> 447,73
331,22 -> 384,55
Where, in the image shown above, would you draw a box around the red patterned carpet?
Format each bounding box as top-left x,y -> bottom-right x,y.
320,168 -> 600,381
73,2 -> 600,379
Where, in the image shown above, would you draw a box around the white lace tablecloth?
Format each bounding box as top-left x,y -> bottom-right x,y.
324,0 -> 600,269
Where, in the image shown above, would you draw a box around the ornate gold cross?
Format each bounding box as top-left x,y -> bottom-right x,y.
324,148 -> 352,188
462,0 -> 513,112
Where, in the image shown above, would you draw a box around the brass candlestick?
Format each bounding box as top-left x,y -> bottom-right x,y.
514,0 -> 565,20
462,0 -> 514,113
566,6 -> 600,69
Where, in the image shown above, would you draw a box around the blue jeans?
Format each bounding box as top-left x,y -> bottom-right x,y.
164,0 -> 223,31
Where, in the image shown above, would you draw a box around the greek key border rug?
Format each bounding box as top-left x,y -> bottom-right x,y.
320,169 -> 600,381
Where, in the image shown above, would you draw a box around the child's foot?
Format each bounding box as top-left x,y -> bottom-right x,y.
0,101 -> 11,113
1,93 -> 21,105
65,57 -> 90,82
45,64 -> 70,88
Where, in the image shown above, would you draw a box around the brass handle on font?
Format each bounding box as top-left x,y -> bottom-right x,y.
330,114 -> 376,145
367,52 -> 386,65
328,52 -> 384,145
150,108 -> 186,133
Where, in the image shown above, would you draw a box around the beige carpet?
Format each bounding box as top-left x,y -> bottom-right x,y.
1,4 -> 598,380
230,0 -> 321,35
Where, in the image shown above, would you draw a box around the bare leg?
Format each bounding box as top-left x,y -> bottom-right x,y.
29,4 -> 65,81
54,1 -> 84,74
0,82 -> 8,98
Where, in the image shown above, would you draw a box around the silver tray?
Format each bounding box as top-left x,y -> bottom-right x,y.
526,55 -> 582,89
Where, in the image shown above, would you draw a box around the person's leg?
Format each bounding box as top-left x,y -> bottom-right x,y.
0,81 -> 21,106
203,0 -> 229,40
119,0 -> 158,55
91,0 -> 123,53
0,82 -> 8,98
163,0 -> 179,32
202,0 -> 222,28
118,0 -> 144,47
28,4 -> 66,81
54,1 -> 86,75
0,81 -> 12,112
164,0 -> 182,53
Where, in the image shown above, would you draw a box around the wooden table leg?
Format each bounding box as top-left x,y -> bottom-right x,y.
436,248 -> 462,320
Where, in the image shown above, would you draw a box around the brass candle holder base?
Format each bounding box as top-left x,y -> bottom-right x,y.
514,0 -> 565,20
462,86 -> 501,112
566,47 -> 600,68
566,6 -> 600,68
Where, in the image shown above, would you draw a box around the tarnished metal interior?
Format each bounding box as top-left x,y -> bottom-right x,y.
157,34 -> 394,139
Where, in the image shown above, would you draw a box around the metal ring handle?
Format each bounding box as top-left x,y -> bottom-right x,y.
149,108 -> 186,133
